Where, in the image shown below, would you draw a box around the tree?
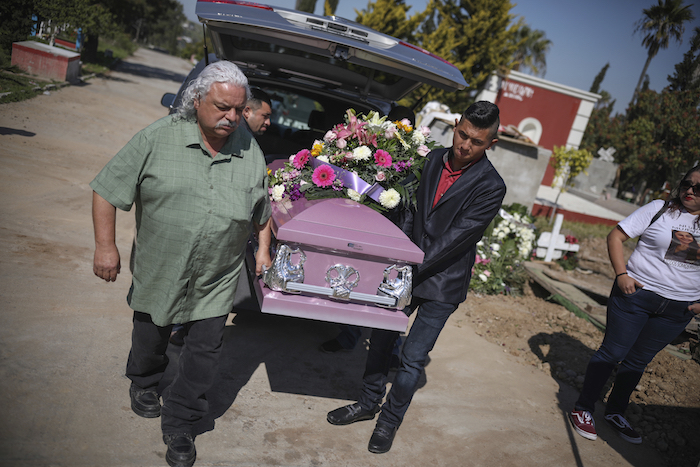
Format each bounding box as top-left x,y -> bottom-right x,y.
509,19 -> 551,77
548,146 -> 594,221
324,0 -> 339,16
590,62 -> 609,95
295,0 -> 317,13
617,88 -> 700,194
33,0 -> 114,61
0,0 -> 36,65
630,0 -> 694,107
667,26 -> 700,93
407,0 -> 519,112
354,0 -> 423,43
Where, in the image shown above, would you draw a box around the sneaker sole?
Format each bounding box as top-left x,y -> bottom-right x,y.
605,419 -> 642,444
569,414 -> 597,440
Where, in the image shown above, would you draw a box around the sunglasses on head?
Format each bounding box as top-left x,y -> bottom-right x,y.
679,180 -> 700,195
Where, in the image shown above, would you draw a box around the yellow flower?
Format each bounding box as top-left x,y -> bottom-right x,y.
395,132 -> 410,149
311,141 -> 324,157
395,120 -> 413,132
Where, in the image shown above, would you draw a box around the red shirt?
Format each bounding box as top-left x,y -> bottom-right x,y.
432,153 -> 482,208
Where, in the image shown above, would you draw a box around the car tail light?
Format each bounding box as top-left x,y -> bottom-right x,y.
399,40 -> 458,69
197,0 -> 274,10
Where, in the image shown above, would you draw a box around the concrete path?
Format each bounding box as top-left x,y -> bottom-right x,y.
0,48 -> 663,467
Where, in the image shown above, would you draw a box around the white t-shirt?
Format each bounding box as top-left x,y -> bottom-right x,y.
619,199 -> 700,301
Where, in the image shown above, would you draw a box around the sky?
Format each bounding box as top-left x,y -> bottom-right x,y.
178,0 -> 700,115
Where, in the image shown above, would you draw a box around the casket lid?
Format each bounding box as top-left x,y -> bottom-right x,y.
271,197 -> 424,264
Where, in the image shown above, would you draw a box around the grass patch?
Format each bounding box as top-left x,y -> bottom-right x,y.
532,216 -> 613,240
0,71 -> 45,104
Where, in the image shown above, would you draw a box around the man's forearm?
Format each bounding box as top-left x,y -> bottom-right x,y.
93,191 -> 117,247
92,191 -> 121,282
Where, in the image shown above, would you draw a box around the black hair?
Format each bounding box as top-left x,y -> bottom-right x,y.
462,101 -> 500,139
666,164 -> 700,228
248,87 -> 272,108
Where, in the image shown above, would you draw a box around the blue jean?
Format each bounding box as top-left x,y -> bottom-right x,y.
358,298 -> 458,428
335,324 -> 363,350
575,283 -> 695,415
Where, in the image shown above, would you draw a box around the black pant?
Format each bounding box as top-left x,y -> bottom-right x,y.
126,311 -> 227,435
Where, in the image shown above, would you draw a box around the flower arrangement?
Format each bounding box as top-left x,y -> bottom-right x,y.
269,109 -> 435,213
470,204 -> 536,295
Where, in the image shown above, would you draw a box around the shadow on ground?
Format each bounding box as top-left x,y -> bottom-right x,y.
527,331 -> 692,467
116,60 -> 187,83
158,310 -> 429,437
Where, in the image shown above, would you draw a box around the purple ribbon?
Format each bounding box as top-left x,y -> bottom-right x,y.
309,157 -> 385,202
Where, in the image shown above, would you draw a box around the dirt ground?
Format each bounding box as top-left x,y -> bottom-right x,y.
1,48 -> 698,467
462,237 -> 700,467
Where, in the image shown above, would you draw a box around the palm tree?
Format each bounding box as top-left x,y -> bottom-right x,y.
510,19 -> 552,77
630,0 -> 695,107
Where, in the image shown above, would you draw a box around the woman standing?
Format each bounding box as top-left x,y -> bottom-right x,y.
569,166 -> 700,444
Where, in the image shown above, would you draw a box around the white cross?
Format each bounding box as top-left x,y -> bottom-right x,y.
535,213 -> 580,262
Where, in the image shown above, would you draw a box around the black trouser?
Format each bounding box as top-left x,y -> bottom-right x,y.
126,311 -> 227,435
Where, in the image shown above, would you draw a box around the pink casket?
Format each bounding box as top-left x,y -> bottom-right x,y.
248,194 -> 424,332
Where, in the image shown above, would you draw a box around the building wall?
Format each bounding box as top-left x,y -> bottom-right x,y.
11,41 -> 80,82
488,137 -> 552,212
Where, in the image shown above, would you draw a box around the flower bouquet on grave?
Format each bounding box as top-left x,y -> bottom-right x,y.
269,109 -> 435,217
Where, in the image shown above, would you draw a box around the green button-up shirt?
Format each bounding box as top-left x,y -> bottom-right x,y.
90,115 -> 271,326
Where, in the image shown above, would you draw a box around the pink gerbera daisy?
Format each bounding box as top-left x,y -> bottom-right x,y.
312,164 -> 336,187
374,149 -> 392,167
293,149 -> 311,169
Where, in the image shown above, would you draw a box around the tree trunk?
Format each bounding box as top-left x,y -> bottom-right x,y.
82,33 -> 99,63
630,53 -> 653,108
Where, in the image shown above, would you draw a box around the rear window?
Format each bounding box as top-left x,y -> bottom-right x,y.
264,88 -> 324,132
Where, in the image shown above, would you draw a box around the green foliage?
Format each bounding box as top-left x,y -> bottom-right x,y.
354,0 -> 422,43
616,88 -> 700,193
549,146 -> 594,191
324,0 -> 339,16
510,19 -> 551,77
667,26 -> 700,92
631,0 -> 695,106
0,72 -> 43,104
469,204 -> 536,296
296,0 -> 317,13
0,0 -> 37,62
404,0 -> 518,112
532,216 -> 612,241
589,62 -> 609,95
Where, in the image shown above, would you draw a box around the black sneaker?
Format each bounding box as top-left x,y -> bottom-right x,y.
604,413 -> 642,444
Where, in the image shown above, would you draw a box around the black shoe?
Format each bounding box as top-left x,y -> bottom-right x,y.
129,384 -> 161,418
163,433 -> 196,467
319,338 -> 352,353
327,402 -> 379,425
368,422 -> 397,454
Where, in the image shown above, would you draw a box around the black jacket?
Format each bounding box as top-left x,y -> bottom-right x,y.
405,147 -> 506,304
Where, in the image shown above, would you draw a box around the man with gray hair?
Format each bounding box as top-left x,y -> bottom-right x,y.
91,61 -> 271,467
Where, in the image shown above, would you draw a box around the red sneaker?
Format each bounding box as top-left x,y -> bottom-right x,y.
569,410 -> 597,440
